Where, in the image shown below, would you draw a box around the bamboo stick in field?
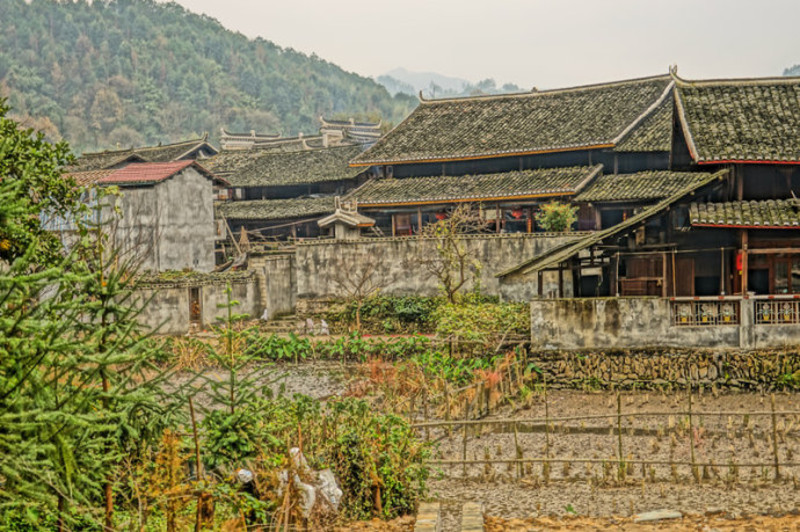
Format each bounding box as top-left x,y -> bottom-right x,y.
771,394 -> 781,480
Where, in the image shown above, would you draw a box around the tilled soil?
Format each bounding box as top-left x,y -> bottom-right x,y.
484,513 -> 800,531
427,390 -> 800,525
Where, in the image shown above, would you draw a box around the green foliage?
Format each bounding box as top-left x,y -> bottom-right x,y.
0,98 -> 77,265
244,330 -> 433,363
408,350 -> 497,386
324,399 -> 428,520
0,0 -> 417,153
433,301 -> 530,348
535,201 -> 579,232
329,295 -> 440,333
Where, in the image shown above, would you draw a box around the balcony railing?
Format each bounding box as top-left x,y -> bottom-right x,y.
755,297 -> 800,325
671,298 -> 740,326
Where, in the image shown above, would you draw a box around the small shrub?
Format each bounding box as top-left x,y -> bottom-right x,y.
535,201 -> 578,232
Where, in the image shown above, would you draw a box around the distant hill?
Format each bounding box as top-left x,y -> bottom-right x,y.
784,65 -> 800,77
0,0 -> 417,154
377,67 -> 525,98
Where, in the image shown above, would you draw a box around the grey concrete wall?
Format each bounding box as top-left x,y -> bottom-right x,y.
498,270 -> 572,302
295,234 -> 578,300
107,167 -> 215,273
249,253 -> 295,319
530,298 -> 741,350
136,279 -> 260,335
156,167 -> 216,272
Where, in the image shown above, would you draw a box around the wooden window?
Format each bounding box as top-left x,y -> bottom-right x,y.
189,287 -> 202,324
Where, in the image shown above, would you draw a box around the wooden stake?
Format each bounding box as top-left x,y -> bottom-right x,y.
688,388 -> 698,482
617,393 -> 624,481
771,394 -> 781,480
463,399 -> 469,477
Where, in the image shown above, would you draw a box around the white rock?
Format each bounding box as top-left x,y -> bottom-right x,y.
633,509 -> 682,523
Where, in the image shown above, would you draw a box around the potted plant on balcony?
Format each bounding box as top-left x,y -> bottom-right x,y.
720,303 -> 735,323
781,302 -> 793,322
761,304 -> 771,322
677,304 -> 692,324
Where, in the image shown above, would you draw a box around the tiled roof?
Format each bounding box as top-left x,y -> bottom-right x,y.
350,165 -> 602,206
614,96 -> 673,152
351,75 -> 673,166
690,199 -> 800,228
216,197 -> 336,221
205,145 -> 365,188
97,161 -> 220,186
64,169 -> 116,187
675,75 -> 800,163
575,170 -> 713,203
497,169 -> 730,278
70,137 -> 218,172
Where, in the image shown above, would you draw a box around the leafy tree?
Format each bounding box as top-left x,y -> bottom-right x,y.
0,0 -> 419,153
0,103 -> 177,530
535,201 -> 578,232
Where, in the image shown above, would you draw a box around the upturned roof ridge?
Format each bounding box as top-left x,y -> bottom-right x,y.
417,73 -> 672,104
82,136 -> 211,157
671,71 -> 800,88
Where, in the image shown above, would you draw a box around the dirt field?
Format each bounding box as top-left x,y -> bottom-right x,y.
427,389 -> 800,523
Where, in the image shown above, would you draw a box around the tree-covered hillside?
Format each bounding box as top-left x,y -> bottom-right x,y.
0,0 -> 417,153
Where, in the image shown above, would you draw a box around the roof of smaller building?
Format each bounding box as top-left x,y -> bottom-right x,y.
70,137 -> 218,172
98,161 -> 220,186
350,165 -> 602,207
575,170 -> 713,203
216,196 -> 336,221
690,199 -> 800,229
318,209 -> 375,228
207,145 -> 365,188
614,96 -> 673,152
64,169 -> 116,187
674,74 -> 800,163
351,74 -> 673,166
497,169 -> 730,278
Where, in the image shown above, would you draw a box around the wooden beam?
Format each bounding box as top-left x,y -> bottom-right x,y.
662,252 -> 668,298
747,247 -> 800,255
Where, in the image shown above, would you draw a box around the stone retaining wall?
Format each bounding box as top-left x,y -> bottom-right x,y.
529,349 -> 800,390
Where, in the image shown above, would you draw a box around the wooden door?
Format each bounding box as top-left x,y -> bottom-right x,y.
675,257 -> 694,297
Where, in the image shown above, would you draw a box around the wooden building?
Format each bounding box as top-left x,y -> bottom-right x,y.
348,74 -> 676,234
499,72 -> 800,342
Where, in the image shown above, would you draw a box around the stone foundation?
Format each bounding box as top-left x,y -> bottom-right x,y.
529,349 -> 800,390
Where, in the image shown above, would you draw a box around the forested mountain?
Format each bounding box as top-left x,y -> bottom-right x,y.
0,0 -> 417,154
377,67 -> 524,98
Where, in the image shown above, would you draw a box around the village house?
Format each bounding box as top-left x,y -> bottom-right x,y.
494,73 -> 800,350
62,161 -> 224,273
346,74 -> 676,235
207,118 -> 381,246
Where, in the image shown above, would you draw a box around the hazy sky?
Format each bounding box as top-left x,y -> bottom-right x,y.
168,0 -> 800,89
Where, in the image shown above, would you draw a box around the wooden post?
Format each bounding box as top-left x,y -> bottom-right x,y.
513,421 -> 522,478
688,388 -> 697,482
558,266 -> 564,298
495,206 -> 501,233
462,400 -> 469,477
391,214 -> 396,237
612,252 -> 620,297
444,386 -> 452,439
662,252 -> 668,298
771,394 -> 781,480
720,247 -> 726,295
543,372 -> 551,460
672,250 -> 677,297
617,393 -> 624,481
423,390 -> 430,442
417,207 -> 423,234
742,230 -> 749,296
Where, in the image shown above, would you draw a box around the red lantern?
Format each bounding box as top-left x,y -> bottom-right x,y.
435,212 -> 447,221
736,251 -> 743,272
511,208 -> 524,219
